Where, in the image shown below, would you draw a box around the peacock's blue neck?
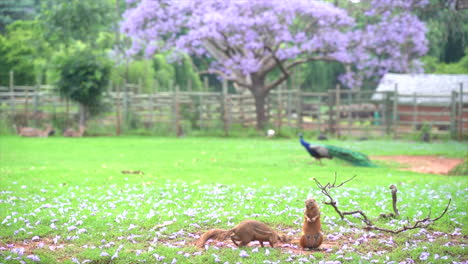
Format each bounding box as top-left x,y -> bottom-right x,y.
299,136 -> 309,147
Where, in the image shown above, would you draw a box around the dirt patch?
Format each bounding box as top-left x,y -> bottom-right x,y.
372,155 -> 464,175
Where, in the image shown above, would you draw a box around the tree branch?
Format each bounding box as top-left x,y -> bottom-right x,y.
262,46 -> 290,92
313,175 -> 451,234
198,69 -> 252,90
285,55 -> 339,70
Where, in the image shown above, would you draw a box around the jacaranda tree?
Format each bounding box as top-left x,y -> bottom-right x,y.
122,0 -> 428,130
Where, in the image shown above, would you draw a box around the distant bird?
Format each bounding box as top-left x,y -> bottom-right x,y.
317,133 -> 328,141
266,129 -> 275,138
299,133 -> 376,167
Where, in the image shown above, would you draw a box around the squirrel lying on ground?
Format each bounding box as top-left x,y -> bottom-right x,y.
196,220 -> 289,248
299,198 -> 323,249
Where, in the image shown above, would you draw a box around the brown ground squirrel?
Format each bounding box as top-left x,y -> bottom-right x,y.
299,198 -> 323,249
195,220 -> 289,248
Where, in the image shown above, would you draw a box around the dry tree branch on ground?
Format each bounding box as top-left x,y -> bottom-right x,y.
313,174 -> 451,234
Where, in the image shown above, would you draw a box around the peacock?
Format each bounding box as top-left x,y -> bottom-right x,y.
299,134 -> 376,167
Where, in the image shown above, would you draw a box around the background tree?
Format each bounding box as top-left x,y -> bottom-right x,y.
0,0 -> 38,33
57,49 -> 111,126
122,0 -> 428,130
39,0 -> 115,125
0,20 -> 49,86
416,0 -> 467,63
40,0 -> 114,48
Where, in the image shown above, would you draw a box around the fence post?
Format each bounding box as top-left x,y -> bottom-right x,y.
9,71 -> 15,115
221,79 -> 229,136
384,91 -> 392,135
346,90 -> 352,133
203,76 -> 209,92
173,84 -> 181,136
287,90 -> 292,127
459,83 -> 464,140
328,89 -> 335,135
276,83 -> 283,135
412,92 -> 417,129
450,90 -> 457,139
24,84 -> 29,125
138,78 -> 142,94
296,88 -> 303,131
123,79 -> 130,129
187,78 -> 192,92
34,78 -> 40,127
115,82 -> 121,136
335,84 -> 341,138
151,80 -> 158,126
393,84 -> 399,138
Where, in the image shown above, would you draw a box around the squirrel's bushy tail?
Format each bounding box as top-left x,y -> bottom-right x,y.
195,229 -> 234,248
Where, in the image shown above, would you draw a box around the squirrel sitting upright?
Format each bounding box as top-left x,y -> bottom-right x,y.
299,198 -> 323,249
196,220 -> 289,248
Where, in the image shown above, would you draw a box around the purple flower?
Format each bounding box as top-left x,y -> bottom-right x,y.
77,228 -> 87,234
26,255 -> 41,262
11,247 -> 25,256
239,250 -> 249,258
153,253 -> 165,261
419,252 -> 430,260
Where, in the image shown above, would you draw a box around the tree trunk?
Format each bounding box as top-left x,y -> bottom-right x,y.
79,103 -> 87,127
250,75 -> 268,130
253,91 -> 267,130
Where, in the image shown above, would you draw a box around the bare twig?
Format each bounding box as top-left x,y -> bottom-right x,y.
313,176 -> 451,234
313,175 -> 371,224
366,199 -> 451,234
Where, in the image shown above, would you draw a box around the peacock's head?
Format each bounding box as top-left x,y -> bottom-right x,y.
298,132 -> 303,138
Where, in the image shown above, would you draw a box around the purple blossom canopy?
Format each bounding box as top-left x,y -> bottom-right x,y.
121,0 -> 428,88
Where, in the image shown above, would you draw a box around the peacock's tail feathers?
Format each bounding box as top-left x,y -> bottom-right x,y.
324,144 -> 377,167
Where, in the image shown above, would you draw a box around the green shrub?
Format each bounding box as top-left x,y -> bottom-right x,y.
57,48 -> 111,123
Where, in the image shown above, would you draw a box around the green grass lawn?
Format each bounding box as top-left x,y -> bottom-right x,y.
0,136 -> 467,263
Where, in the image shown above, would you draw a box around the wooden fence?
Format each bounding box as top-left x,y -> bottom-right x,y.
0,81 -> 466,139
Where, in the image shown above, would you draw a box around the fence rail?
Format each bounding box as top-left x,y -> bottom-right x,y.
0,82 -> 466,139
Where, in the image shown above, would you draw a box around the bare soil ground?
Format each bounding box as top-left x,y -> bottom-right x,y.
371,155 -> 464,175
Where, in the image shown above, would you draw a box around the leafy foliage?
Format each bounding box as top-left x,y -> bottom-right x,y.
152,54 -> 176,90
111,59 -> 156,93
422,49 -> 468,74
0,0 -> 37,33
416,0 -> 468,63
57,49 -> 111,116
150,54 -> 203,91
40,0 -> 114,47
0,20 -> 49,86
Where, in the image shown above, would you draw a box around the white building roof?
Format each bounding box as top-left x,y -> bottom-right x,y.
372,73 -> 468,104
